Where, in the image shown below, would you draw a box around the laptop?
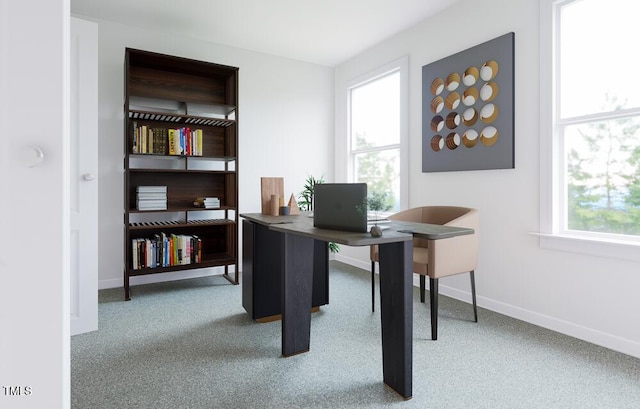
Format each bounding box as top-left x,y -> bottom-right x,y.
313,183 -> 368,232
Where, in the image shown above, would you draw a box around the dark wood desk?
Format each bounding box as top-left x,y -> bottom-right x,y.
240,213 -> 473,399
241,216 -> 329,321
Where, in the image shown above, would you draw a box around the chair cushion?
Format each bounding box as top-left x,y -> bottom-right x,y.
413,247 -> 428,275
371,245 -> 428,275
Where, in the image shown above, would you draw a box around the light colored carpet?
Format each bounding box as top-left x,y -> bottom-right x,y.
71,261 -> 640,408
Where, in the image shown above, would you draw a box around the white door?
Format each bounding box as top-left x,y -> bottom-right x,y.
70,17 -> 98,336
0,0 -> 70,407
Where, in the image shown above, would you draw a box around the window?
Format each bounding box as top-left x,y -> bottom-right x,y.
541,0 -> 640,257
347,58 -> 408,213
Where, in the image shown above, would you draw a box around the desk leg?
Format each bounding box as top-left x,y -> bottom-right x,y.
281,233 -> 314,357
378,240 -> 413,399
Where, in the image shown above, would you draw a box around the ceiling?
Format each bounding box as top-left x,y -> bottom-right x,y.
71,0 -> 461,66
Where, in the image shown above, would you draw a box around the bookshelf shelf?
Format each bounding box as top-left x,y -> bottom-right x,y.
124,48 -> 239,300
128,255 -> 237,276
128,207 -> 236,214
129,153 -> 237,162
128,110 -> 236,128
129,219 -> 235,229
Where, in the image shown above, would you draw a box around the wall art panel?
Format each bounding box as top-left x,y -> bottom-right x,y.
422,32 -> 514,172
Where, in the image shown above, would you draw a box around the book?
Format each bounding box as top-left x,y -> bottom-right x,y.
136,192 -> 167,200
157,128 -> 168,154
193,197 -> 220,208
193,235 -> 202,263
137,205 -> 167,211
132,239 -> 139,269
168,129 -> 178,155
196,129 -> 203,156
178,128 -> 185,155
132,121 -> 138,153
141,125 -> 148,154
136,186 -> 167,193
132,233 -> 201,269
148,127 -> 154,154
185,127 -> 191,156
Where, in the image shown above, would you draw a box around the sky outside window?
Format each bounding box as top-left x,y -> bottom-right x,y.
350,71 -> 400,150
560,0 -> 640,118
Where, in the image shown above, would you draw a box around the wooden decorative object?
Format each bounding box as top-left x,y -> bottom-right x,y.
288,193 -> 300,215
270,194 -> 279,216
261,177 -> 284,215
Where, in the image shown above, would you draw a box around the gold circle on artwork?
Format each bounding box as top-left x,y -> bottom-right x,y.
480,103 -> 499,123
446,132 -> 461,150
446,112 -> 461,129
430,115 -> 445,132
462,129 -> 479,148
480,81 -> 499,102
480,126 -> 499,146
480,60 -> 499,81
462,107 -> 478,126
431,96 -> 445,113
463,66 -> 479,86
446,72 -> 461,91
462,87 -> 478,106
445,92 -> 461,110
431,134 -> 444,151
431,78 -> 445,95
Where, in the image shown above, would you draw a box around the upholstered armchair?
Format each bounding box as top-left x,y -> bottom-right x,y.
370,206 -> 479,340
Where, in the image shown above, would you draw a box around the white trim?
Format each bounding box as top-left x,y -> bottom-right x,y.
559,107 -> 640,126
539,0 -> 640,259
539,0 -> 556,236
534,232 -> 640,262
334,252 -> 370,271
463,288 -> 640,360
338,252 -> 640,359
344,55 -> 409,209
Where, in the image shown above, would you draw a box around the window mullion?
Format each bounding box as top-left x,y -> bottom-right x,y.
352,144 -> 400,155
559,107 -> 640,127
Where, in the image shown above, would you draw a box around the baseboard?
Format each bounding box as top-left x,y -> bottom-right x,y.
334,253 -> 370,271
423,281 -> 640,359
99,266 -> 234,290
335,256 -> 640,359
468,290 -> 640,359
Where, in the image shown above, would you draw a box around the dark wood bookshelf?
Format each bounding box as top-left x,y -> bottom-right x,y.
124,48 -> 239,300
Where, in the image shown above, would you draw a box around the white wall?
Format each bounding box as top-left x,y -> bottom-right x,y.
78,17 -> 334,288
334,0 -> 640,358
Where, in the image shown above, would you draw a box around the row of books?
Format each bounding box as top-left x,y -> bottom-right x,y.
131,121 -> 204,156
132,233 -> 202,270
137,186 -> 167,211
193,197 -> 221,209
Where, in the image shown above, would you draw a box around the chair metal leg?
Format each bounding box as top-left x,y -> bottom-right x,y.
429,278 -> 438,340
470,270 -> 478,322
419,275 -> 426,303
371,261 -> 375,312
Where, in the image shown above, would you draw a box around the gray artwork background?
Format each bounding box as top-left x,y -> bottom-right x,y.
422,32 -> 514,172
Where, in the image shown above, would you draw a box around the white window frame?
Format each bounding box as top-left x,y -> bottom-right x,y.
345,56 -> 409,212
539,0 -> 640,261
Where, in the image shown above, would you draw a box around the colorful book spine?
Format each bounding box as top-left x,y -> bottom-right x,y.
132,124 -> 204,156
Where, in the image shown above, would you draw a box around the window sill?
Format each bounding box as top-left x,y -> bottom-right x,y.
531,232 -> 640,262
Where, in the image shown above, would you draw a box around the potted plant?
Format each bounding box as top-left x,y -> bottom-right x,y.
367,191 -> 392,237
298,175 -> 324,213
298,175 -> 340,253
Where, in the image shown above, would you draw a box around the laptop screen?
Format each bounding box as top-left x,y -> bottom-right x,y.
313,183 -> 368,233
